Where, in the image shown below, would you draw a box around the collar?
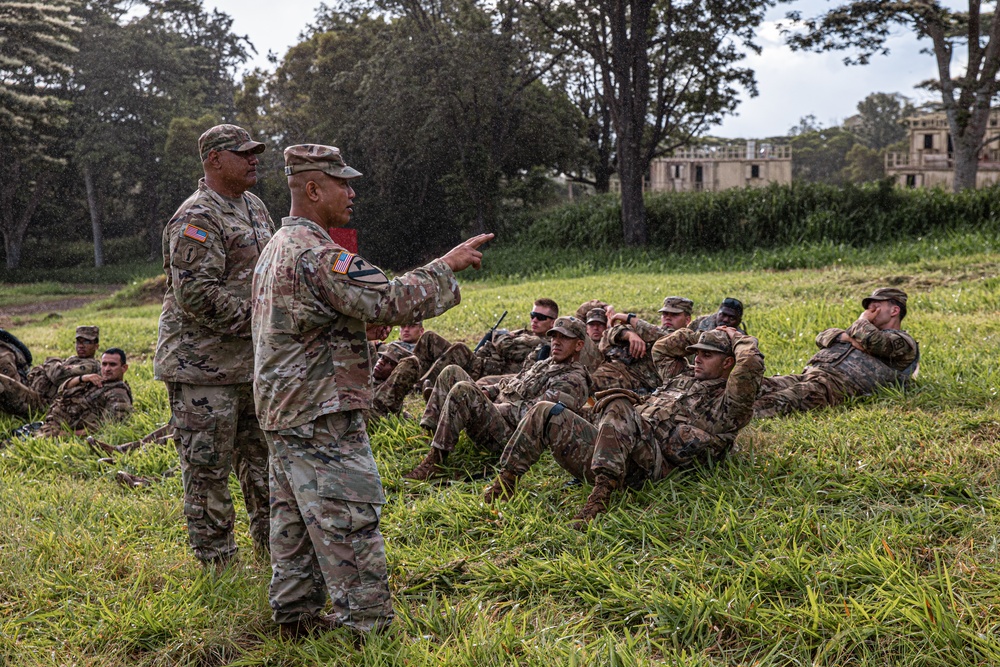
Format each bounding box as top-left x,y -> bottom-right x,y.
279,216 -> 334,242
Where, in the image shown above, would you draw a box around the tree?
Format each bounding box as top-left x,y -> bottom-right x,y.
785,2 -> 1000,191
0,0 -> 78,269
852,92 -> 916,150
529,0 -> 781,245
789,126 -> 859,184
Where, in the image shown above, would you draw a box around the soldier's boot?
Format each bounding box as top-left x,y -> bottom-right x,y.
421,379 -> 433,402
483,469 -> 520,503
404,447 -> 447,481
86,435 -> 116,456
571,474 -> 620,530
115,470 -> 151,489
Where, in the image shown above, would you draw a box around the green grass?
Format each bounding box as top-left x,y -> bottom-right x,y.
1,247 -> 999,665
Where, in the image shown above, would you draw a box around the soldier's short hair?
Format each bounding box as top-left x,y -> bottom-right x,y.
534,298 -> 559,315
104,348 -> 126,364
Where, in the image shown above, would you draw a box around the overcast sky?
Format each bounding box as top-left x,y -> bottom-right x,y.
206,0 -> 955,139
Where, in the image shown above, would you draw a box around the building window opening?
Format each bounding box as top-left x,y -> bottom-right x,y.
923,134 -> 934,150
750,164 -> 760,179
905,174 -> 917,188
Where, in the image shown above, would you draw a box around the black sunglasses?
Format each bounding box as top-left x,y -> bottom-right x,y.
529,311 -> 554,321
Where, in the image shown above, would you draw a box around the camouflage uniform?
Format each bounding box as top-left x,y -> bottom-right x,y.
251,143 -> 464,633
154,126 -> 274,563
496,328 -> 764,488
420,328 -> 544,385
38,379 -> 133,438
369,342 -> 419,418
419,353 -> 591,456
692,298 -> 745,333
1,325 -> 101,418
0,328 -> 30,382
754,291 -> 918,418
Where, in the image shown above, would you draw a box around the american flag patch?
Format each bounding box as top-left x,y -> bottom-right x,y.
332,251 -> 353,274
182,224 -> 208,243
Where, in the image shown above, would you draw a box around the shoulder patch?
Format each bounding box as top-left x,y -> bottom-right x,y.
182,224 -> 209,243
346,255 -> 389,285
332,251 -> 354,274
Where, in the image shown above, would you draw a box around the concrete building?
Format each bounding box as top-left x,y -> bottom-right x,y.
613,141 -> 792,193
885,110 -> 1000,189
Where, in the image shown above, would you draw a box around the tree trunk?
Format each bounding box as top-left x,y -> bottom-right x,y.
0,172 -> 49,270
83,164 -> 105,267
952,140 -> 979,191
146,187 -> 161,261
617,113 -> 649,245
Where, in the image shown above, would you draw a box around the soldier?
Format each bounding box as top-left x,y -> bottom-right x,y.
252,143 -> 491,638
404,316 -> 592,481
754,287 -> 918,418
693,297 -> 745,332
590,297 -> 694,394
418,299 -> 560,392
483,326 -> 764,528
153,124 -> 274,567
367,342 -> 419,419
37,348 -> 133,438
0,328 -> 31,381
585,308 -> 608,343
0,325 -> 101,418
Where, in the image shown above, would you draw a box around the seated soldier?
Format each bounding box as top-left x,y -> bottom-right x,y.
404,316 -> 592,481
0,327 -> 31,382
692,298 -> 745,332
585,308 -> 608,343
368,341 -> 421,418
591,296 -> 694,394
35,348 -> 132,438
483,326 -> 764,529
418,298 -> 560,391
0,325 -> 101,418
754,287 -> 918,418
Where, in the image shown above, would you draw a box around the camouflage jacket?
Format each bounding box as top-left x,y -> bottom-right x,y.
600,318 -> 675,387
42,379 -> 133,434
251,216 -> 460,431
642,328 -> 765,461
483,357 -> 591,422
477,328 -> 544,376
27,356 -> 101,402
154,179 -> 275,385
812,318 -> 918,371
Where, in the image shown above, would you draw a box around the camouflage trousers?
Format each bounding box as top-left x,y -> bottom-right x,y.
166,381 -> 270,562
753,370 -> 842,419
420,342 -> 478,385
591,360 -> 652,394
420,365 -> 517,453
369,357 -> 421,418
0,373 -> 45,418
266,411 -> 392,632
498,399 -> 664,488
411,331 -> 454,374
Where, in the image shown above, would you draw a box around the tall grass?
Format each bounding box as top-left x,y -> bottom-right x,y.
1,250 -> 999,665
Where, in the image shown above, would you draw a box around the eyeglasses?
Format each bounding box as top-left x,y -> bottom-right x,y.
530,311 -> 554,321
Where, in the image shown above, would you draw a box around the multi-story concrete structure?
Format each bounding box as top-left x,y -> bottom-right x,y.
886,110 -> 1000,189
613,142 -> 792,193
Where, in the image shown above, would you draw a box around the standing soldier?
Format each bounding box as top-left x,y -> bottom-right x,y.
404,316 -> 591,481
252,144 -> 491,638
483,326 -> 764,528
754,287 -> 918,418
153,124 -> 274,566
0,325 -> 101,418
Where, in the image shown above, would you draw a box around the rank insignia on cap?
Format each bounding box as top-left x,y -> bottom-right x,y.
332,251 -> 353,274
182,224 -> 208,243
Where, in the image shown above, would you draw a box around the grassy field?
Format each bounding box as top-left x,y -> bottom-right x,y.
1,244 -> 999,666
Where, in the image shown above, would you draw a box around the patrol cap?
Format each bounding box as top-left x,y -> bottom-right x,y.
575,299 -> 608,321
586,308 -> 608,325
75,325 -> 99,342
686,329 -> 733,356
862,287 -> 908,317
284,144 -> 363,179
546,316 -> 586,340
658,296 -> 694,315
718,297 -> 744,318
378,341 -> 410,365
198,124 -> 265,161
